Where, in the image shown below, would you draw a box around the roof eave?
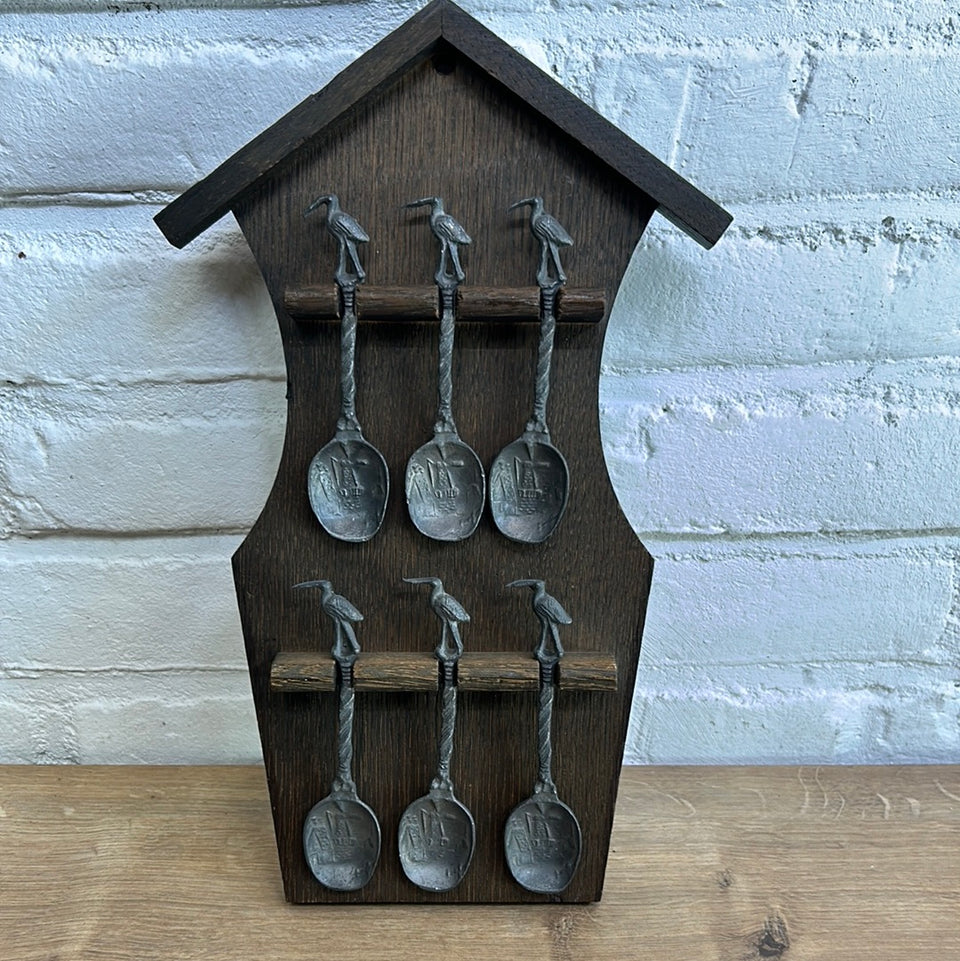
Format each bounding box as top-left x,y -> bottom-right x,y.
155,0 -> 730,250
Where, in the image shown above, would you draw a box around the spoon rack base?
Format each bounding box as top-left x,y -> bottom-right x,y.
155,0 -> 730,906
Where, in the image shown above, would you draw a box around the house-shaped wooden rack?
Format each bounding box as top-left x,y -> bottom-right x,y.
156,0 -> 730,904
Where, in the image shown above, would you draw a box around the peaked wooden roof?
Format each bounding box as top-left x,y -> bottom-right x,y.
155,0 -> 731,250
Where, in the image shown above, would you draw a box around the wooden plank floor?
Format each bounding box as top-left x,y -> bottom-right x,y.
1,765 -> 958,960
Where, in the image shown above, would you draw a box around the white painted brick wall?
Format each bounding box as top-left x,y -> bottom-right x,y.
2,0 -> 958,765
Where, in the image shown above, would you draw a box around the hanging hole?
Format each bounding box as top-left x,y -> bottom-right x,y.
432,51 -> 456,74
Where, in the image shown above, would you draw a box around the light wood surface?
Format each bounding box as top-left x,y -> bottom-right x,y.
1,764 -> 957,959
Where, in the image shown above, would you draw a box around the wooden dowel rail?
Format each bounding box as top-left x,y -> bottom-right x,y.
284,285 -> 606,323
270,650 -> 617,692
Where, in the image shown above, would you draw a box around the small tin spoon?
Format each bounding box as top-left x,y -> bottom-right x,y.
504,579 -> 581,894
490,198 -> 573,543
295,579 -> 381,891
304,194 -> 389,542
398,577 -> 476,891
404,197 -> 485,542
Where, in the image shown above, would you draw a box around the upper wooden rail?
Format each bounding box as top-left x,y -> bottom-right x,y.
284,285 -> 607,323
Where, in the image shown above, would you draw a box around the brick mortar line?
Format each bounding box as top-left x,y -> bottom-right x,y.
0,665 -> 248,677
1,10 -> 957,53
7,192 -> 960,224
641,530 -> 960,557
1,374 -> 285,391
633,684 -> 957,704
0,526 -> 254,541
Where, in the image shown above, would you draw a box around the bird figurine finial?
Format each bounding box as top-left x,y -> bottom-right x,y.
304,193 -> 370,287
507,578 -> 571,664
404,196 -> 471,290
404,576 -> 470,662
509,196 -> 573,289
294,579 -> 364,664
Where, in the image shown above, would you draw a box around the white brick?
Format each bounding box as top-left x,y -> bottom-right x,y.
678,46 -> 960,203
625,685 -> 889,765
608,204 -> 960,370
0,207 -> 283,384
625,667 -> 960,765
0,671 -> 260,764
0,32 -> 357,192
607,223 -> 894,370
674,46 -> 803,204
602,361 -> 960,536
542,49 -> 690,162
0,535 -> 243,670
874,691 -> 960,762
480,1 -> 954,57
0,681 -> 81,763
638,542 -> 954,666
74,689 -> 260,764
0,699 -> 39,763
0,382 -> 284,534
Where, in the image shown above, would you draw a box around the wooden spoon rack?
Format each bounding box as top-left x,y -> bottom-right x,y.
155,0 -> 729,904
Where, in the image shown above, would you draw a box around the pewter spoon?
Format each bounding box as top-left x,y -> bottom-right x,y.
404,197 -> 485,542
398,577 -> 476,891
490,198 -> 572,543
295,579 -> 381,891
304,194 -> 389,542
504,579 -> 581,893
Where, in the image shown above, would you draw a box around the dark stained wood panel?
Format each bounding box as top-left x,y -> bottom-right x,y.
230,50 -> 656,903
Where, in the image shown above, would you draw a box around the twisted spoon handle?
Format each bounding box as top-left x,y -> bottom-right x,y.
434,659 -> 457,792
529,285 -> 559,435
333,662 -> 357,795
435,287 -> 457,434
337,283 -> 359,431
535,659 -> 558,794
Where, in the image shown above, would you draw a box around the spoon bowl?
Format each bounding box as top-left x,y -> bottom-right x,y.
504,792 -> 581,894
406,435 -> 485,542
398,788 -> 476,892
309,431 -> 389,542
303,793 -> 381,891
489,434 -> 568,543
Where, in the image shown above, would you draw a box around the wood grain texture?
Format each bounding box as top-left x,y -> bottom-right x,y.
153,0 -> 731,250
284,285 -> 606,323
270,651 -> 618,692
230,46 -> 655,903
2,764 -> 958,961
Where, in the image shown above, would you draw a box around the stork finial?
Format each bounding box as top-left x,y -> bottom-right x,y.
304,192 -> 370,287
405,196 -> 471,289
405,576 -> 470,662
509,196 -> 573,288
508,578 -> 571,664
294,578 -> 364,663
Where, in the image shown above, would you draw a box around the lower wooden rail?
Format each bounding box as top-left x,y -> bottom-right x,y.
270,650 -> 618,692
2,764 -> 957,959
